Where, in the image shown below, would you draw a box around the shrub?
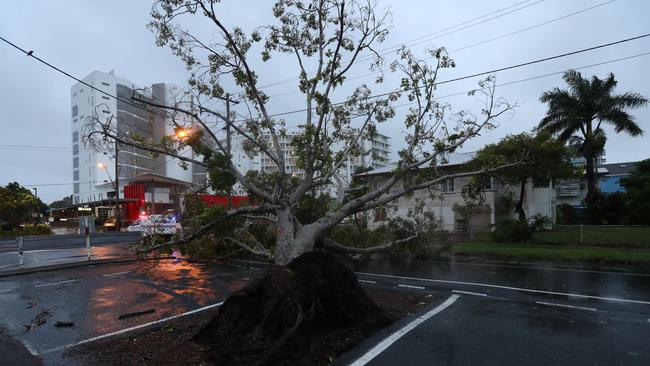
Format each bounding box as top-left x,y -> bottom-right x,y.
491,220 -> 530,242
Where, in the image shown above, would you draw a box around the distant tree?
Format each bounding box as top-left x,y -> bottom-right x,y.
49,195 -> 73,209
0,182 -> 47,230
467,132 -> 575,238
621,159 -> 650,224
537,70 -> 648,214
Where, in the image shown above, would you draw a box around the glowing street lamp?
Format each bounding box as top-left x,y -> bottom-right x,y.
175,128 -> 190,139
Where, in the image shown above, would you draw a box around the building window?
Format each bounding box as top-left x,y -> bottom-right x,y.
72,131 -> 79,143
482,176 -> 493,190
102,110 -> 110,114
73,157 -> 79,168
374,207 -> 387,222
72,105 -> 78,117
102,82 -> 110,86
73,183 -> 80,194
73,170 -> 79,181
441,178 -> 455,192
102,96 -> 110,100
73,144 -> 79,155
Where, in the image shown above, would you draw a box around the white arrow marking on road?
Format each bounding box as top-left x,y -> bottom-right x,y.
34,279 -> 76,288
349,294 -> 460,366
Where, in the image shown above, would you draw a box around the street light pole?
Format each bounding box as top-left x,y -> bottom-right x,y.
114,143 -> 121,231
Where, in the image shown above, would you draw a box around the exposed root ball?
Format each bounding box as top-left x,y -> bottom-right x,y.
193,251 -> 390,365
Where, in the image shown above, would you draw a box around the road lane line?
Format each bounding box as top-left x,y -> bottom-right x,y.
21,339 -> 39,356
436,261 -> 650,277
397,284 -> 425,290
358,279 -> 376,284
453,290 -> 487,297
535,301 -> 597,312
103,271 -> 130,277
34,279 -> 76,288
41,301 -> 225,354
356,272 -> 650,305
349,294 -> 460,366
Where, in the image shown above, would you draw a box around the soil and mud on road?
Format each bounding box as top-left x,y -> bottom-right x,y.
66,253 -> 438,366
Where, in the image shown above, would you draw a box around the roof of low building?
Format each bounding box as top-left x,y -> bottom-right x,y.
355,152 -> 476,177
600,161 -> 638,176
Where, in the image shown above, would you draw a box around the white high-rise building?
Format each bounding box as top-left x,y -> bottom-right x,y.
223,129 -> 391,193
71,70 -> 205,205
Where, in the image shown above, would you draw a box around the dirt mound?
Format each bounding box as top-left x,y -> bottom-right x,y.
193,251 -> 390,365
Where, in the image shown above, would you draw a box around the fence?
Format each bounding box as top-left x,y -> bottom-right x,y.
534,225 -> 650,247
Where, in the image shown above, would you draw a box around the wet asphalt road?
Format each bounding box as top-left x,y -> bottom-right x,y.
0,260 -> 260,365
0,233 -> 140,272
338,259 -> 650,366
1,257 -> 649,365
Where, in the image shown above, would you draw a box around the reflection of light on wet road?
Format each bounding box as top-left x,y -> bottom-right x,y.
84,260 -> 252,337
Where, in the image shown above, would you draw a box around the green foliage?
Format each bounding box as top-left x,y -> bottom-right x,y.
175,194 -> 275,261
529,214 -> 552,232
0,182 -> 47,230
0,225 -> 53,237
49,195 -> 73,209
491,220 -> 530,243
621,159 -> 650,224
294,193 -> 334,225
585,192 -> 627,225
556,203 -> 578,225
538,70 -> 648,210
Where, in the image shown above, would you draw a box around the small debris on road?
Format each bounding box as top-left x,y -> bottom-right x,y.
55,320 -> 75,328
118,308 -> 156,320
24,307 -> 54,332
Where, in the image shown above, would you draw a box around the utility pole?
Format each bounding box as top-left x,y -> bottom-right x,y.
226,92 -> 232,209
115,142 -> 121,231
32,188 -> 38,226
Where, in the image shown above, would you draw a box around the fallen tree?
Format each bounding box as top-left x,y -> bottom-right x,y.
84,0 -> 517,363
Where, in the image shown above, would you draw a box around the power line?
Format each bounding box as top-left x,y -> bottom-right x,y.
267,0 -> 619,99
248,33 -> 650,120
279,50 -> 650,129
255,0 -> 546,90
0,35 -> 167,120
391,50 -> 650,110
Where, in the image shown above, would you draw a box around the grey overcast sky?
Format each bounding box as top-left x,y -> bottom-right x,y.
1,0 -> 649,203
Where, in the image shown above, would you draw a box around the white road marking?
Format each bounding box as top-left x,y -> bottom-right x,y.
356,272 -> 650,305
453,290 -> 487,297
34,279 -> 76,288
103,271 -> 130,277
535,301 -> 597,312
41,301 -> 224,355
397,284 -> 425,290
21,339 -> 39,356
349,294 -> 460,366
439,261 -> 650,277
358,279 -> 376,284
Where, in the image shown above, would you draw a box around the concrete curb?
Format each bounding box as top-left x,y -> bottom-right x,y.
0,256 -> 175,278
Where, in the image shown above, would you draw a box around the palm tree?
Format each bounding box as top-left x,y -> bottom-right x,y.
538,70 -> 648,211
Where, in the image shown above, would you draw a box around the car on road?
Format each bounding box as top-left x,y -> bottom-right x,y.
126,216 -> 180,238
102,217 -> 118,231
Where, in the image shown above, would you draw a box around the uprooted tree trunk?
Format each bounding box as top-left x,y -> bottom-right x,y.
193,251 -> 390,366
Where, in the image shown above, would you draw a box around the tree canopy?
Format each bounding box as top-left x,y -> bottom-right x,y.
0,182 -> 47,230
86,0 -> 515,265
537,70 -> 648,211
467,132 -> 575,227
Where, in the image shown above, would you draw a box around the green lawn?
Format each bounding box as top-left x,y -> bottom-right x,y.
453,242 -> 650,264
533,226 -> 650,247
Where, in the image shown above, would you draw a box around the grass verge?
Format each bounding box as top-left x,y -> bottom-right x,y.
453,242 -> 650,264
